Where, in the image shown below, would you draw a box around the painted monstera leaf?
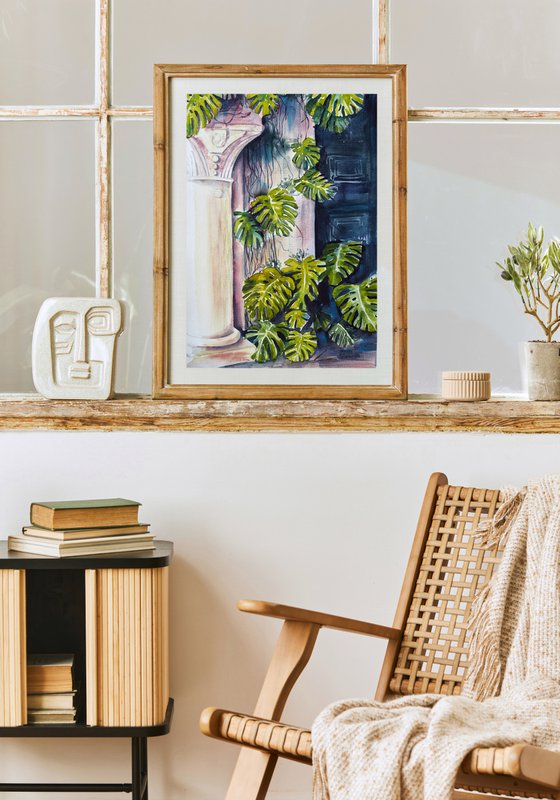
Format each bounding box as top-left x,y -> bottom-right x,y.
249,188 -> 299,236
322,241 -> 363,286
284,329 -> 318,362
233,211 -> 264,248
282,256 -> 326,308
242,267 -> 295,321
246,94 -> 280,116
328,321 -> 356,349
333,276 -> 378,332
305,94 -> 364,133
293,169 -> 336,203
185,94 -> 222,138
291,138 -> 321,170
285,306 -> 310,330
246,321 -> 288,363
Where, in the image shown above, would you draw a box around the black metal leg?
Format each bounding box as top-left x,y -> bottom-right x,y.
140,737 -> 148,800
132,737 -> 148,800
132,738 -> 142,800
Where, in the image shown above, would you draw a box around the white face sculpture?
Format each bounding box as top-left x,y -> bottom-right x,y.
32,298 -> 122,399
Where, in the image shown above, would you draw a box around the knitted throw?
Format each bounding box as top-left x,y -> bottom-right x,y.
312,476 -> 560,800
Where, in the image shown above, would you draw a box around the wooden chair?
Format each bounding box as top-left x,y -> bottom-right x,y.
200,472 -> 560,800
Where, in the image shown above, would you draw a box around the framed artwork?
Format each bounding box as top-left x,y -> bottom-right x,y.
153,65 -> 407,399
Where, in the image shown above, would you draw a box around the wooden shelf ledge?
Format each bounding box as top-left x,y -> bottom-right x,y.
0,394 -> 559,432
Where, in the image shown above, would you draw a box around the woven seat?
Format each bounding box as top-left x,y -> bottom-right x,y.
200,473 -> 560,800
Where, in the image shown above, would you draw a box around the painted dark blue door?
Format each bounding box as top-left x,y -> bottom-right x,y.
314,94 -> 377,280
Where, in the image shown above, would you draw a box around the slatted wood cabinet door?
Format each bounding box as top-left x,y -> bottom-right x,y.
0,570 -> 27,726
85,566 -> 169,726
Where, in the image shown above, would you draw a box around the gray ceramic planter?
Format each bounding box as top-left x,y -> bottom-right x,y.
526,341 -> 560,400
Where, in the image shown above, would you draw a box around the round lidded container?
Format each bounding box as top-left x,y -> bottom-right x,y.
441,371 -> 491,401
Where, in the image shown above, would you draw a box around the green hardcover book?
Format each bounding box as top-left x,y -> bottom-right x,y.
30,499 -> 141,530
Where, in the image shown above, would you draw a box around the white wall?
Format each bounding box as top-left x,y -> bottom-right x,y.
0,431 -> 559,799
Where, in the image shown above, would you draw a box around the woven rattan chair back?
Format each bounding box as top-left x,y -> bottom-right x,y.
387,481 -> 503,697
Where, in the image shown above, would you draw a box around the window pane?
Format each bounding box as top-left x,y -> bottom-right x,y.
408,123 -> 560,395
0,0 -> 95,105
392,0 -> 560,107
112,120 -> 152,394
0,121 -> 95,392
112,0 -> 374,105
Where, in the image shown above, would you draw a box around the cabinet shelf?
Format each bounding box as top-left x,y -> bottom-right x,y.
0,540 -> 173,570
0,700 -> 174,737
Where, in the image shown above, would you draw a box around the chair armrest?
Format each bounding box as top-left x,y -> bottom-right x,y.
238,599 -> 401,640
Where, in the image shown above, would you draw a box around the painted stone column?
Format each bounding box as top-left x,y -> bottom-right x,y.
185,102 -> 263,367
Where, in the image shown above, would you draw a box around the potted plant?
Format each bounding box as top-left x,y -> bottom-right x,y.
497,223 -> 560,400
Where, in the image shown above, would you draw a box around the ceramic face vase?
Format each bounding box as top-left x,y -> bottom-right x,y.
32,297 -> 123,400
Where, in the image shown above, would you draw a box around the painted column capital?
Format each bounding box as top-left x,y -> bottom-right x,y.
185,100 -> 264,181
184,99 -> 264,363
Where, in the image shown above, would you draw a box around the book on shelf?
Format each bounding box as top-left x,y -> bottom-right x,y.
22,523 -> 150,541
27,691 -> 76,710
30,499 -> 140,531
27,654 -> 73,694
28,709 -> 76,724
9,533 -> 155,558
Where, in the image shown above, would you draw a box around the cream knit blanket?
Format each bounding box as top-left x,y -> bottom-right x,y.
312,476 -> 560,800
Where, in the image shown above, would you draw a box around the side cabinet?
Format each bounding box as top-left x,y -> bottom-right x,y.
0,542 -> 173,732
0,570 -> 26,726
0,544 -> 173,799
85,566 -> 169,727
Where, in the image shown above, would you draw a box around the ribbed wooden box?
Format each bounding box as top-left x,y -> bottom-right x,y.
85,567 -> 169,726
0,570 -> 27,726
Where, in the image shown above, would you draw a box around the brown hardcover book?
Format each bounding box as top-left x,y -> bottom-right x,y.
27,691 -> 76,710
27,654 -> 73,694
23,523 -> 149,541
30,499 -> 140,531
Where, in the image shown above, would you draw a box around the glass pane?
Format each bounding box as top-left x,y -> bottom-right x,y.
0,0 -> 95,105
112,120 -> 152,395
112,0 -> 374,105
0,121 -> 95,392
408,123 -> 560,395
392,0 -> 560,107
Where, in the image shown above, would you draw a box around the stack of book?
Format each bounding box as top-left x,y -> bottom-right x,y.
27,654 -> 75,724
8,499 -> 155,558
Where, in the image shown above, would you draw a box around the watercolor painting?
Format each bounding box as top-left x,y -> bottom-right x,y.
154,65 -> 407,398
183,92 -> 378,369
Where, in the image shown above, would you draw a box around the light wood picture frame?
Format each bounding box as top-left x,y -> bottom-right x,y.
153,64 -> 407,399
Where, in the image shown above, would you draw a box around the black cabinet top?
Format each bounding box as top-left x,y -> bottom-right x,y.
0,540 -> 173,569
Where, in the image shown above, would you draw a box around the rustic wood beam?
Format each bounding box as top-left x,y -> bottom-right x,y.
0,396 -> 559,433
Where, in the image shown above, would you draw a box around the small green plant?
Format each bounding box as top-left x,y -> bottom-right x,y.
497,224 -> 560,342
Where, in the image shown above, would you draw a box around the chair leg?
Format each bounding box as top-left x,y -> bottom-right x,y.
225,620 -> 320,800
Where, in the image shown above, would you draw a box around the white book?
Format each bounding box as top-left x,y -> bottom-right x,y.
8,535 -> 155,558
27,691 -> 76,710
